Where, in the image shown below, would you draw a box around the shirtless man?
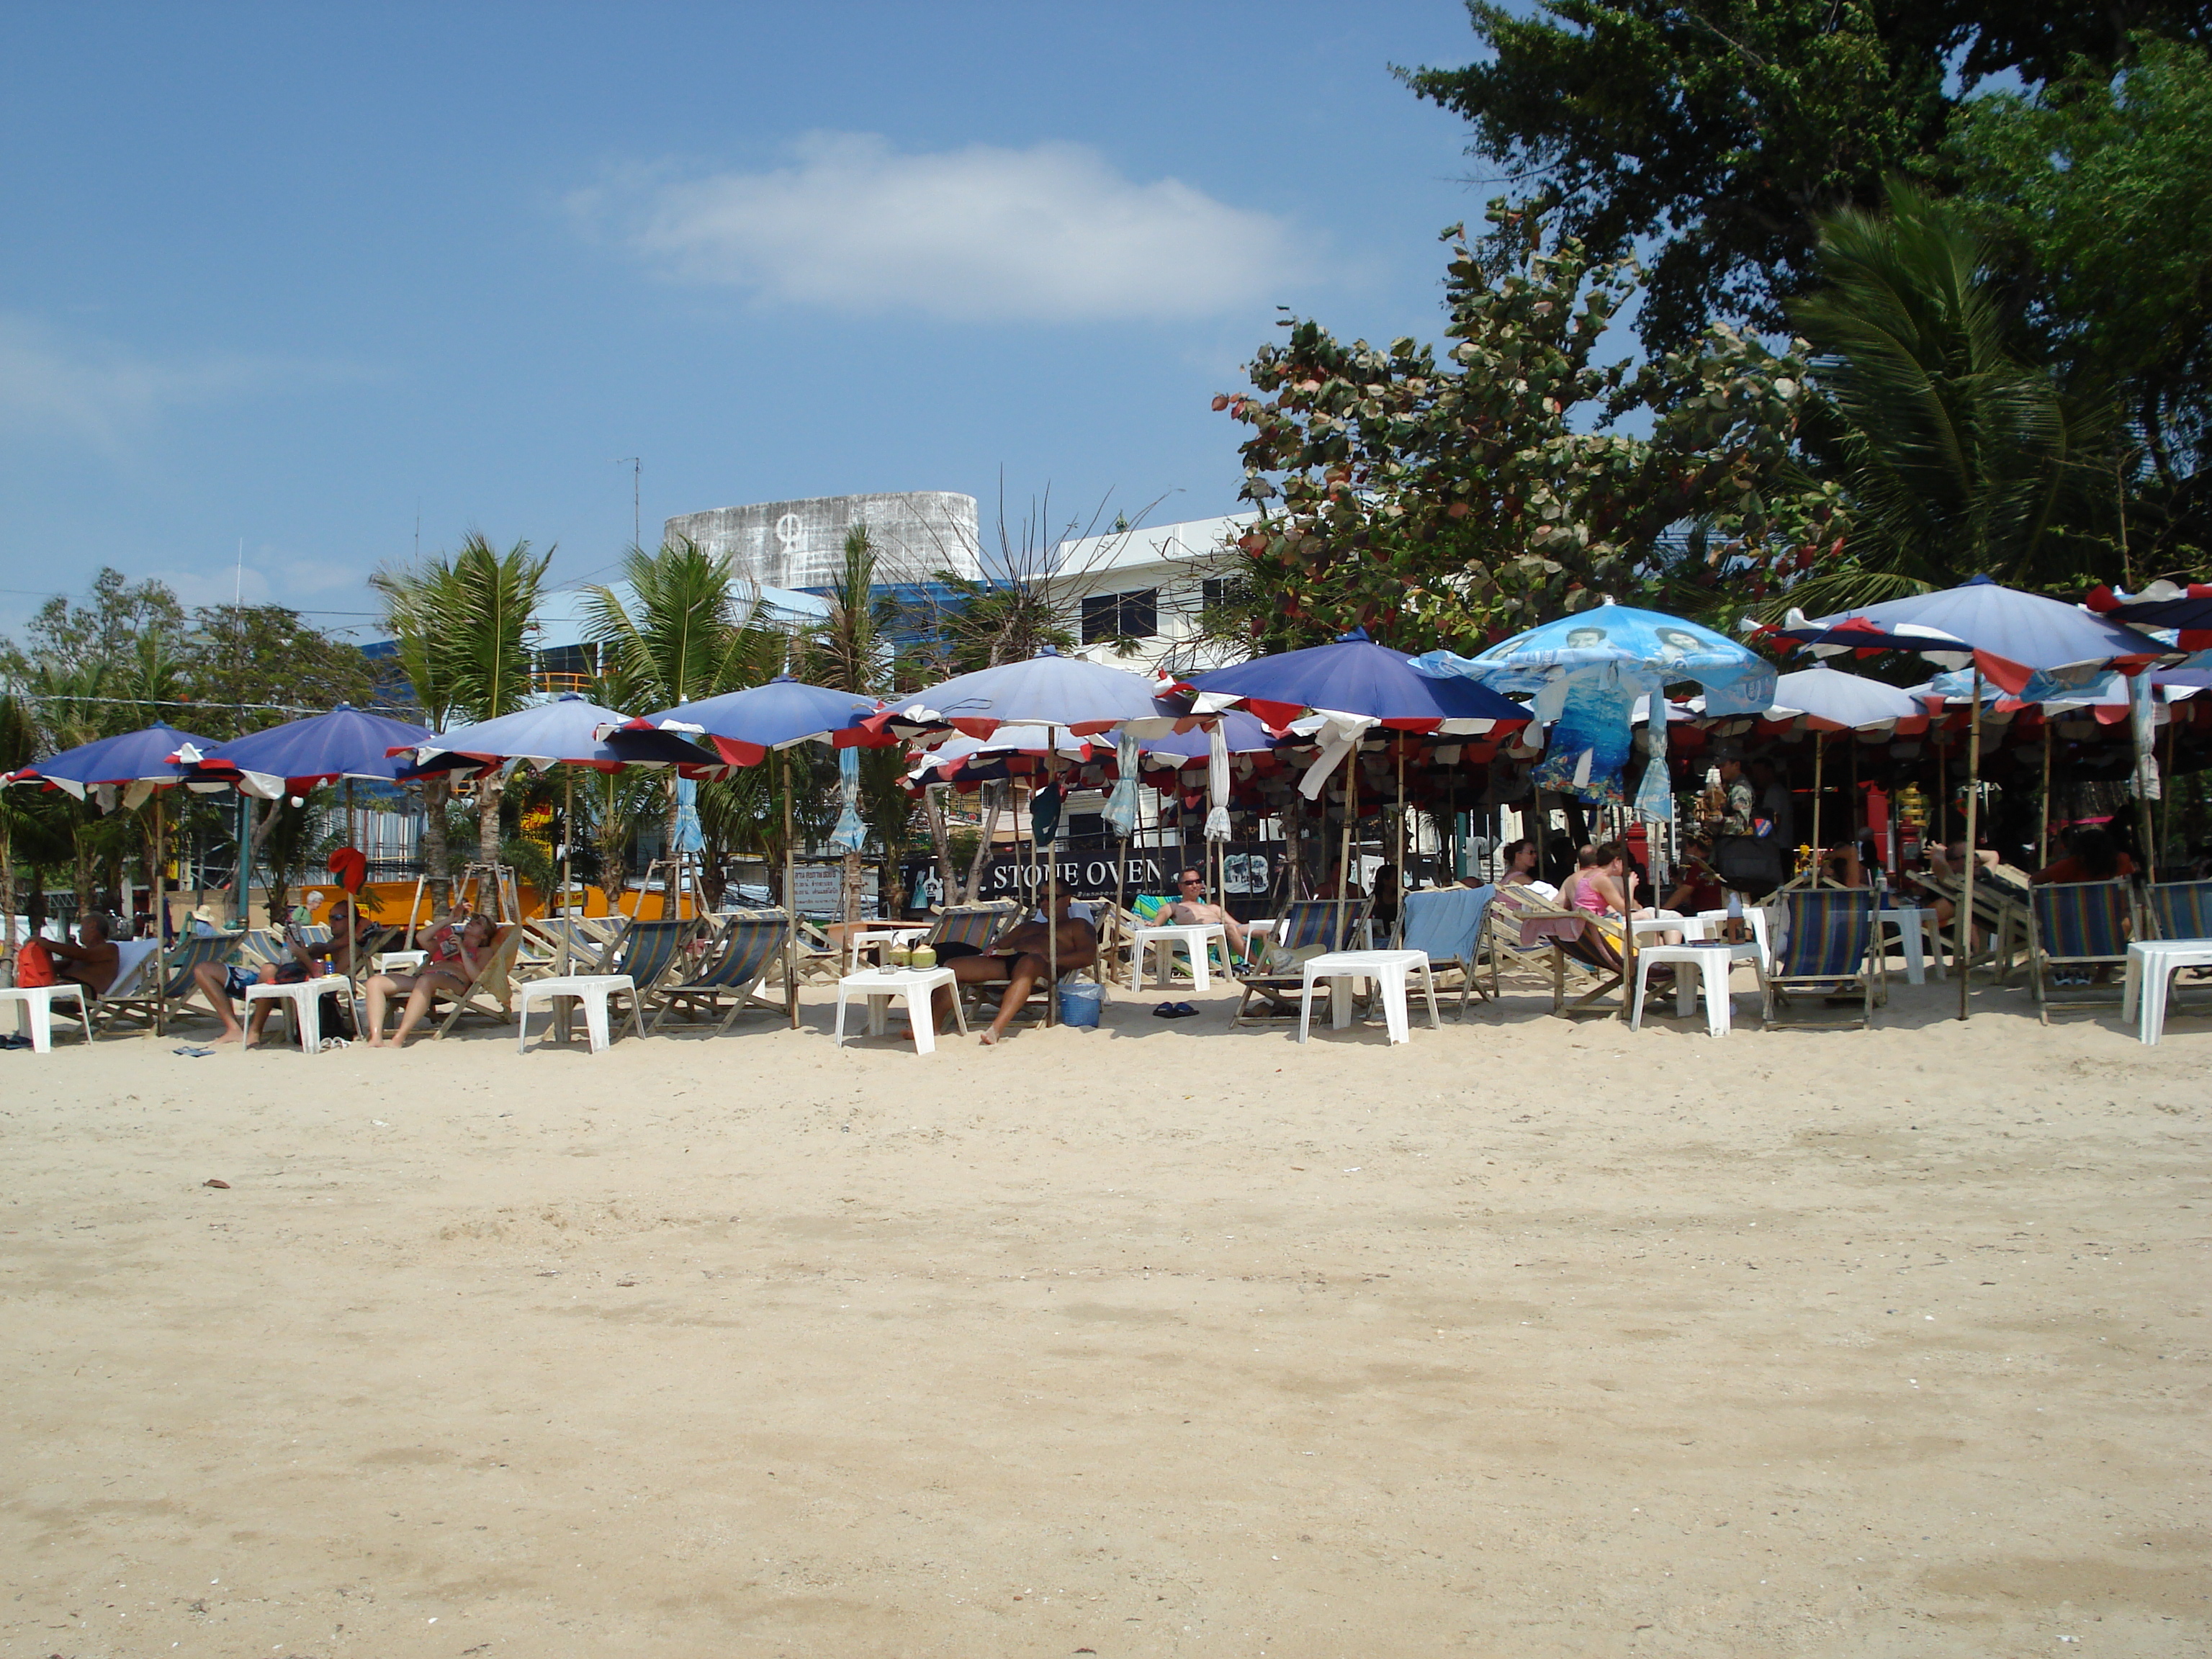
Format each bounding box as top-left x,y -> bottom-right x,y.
1169,865 -> 1249,960
931,891 -> 1097,1046
46,914 -> 121,996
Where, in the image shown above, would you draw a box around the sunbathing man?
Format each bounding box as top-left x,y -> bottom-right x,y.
47,913 -> 121,996
1169,864 -> 1250,961
189,899 -> 383,1046
364,912 -> 495,1049
931,890 -> 1097,1046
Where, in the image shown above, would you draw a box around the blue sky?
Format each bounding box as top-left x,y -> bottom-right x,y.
1,1 -> 1507,643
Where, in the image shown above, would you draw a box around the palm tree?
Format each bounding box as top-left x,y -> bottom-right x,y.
1783,181 -> 2115,611
372,532 -> 552,909
583,536 -> 780,886
795,526 -> 917,922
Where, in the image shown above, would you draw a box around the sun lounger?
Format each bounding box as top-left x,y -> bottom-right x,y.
1395,884 -> 1495,1017
1231,899 -> 1369,1027
648,908 -> 791,1035
2024,878 -> 2136,1023
1761,889 -> 1884,1029
426,925 -> 528,1040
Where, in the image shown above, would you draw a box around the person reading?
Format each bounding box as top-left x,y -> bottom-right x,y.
46,914 -> 121,996
930,890 -> 1097,1046
364,912 -> 495,1049
1168,865 -> 1249,960
189,898 -> 383,1046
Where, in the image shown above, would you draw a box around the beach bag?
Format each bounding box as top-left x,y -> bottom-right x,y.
1712,834 -> 1786,896
15,940 -> 58,988
316,990 -> 356,1043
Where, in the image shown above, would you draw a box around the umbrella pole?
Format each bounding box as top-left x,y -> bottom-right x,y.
1958,669 -> 1983,1022
1335,757 -> 1355,952
2038,722 -> 2053,871
783,754 -> 798,1029
1812,733 -> 1824,876
153,792 -> 166,1037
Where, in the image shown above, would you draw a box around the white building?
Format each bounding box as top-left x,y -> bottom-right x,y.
1048,511 -> 1258,675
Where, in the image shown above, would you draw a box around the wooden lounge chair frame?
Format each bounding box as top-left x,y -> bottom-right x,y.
2023,878 -> 2137,1025
1761,889 -> 1885,1030
648,909 -> 791,1035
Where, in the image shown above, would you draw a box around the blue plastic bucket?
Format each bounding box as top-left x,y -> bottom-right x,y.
1058,980 -> 1105,1029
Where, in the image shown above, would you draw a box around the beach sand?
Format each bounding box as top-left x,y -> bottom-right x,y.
2,974 -> 2206,1657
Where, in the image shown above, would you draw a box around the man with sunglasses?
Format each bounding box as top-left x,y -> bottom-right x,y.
1169,865 -> 1250,961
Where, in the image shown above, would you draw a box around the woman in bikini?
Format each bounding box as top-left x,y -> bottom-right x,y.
364,912 -> 495,1048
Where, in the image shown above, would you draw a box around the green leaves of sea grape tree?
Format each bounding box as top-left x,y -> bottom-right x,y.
1215,204 -> 1826,655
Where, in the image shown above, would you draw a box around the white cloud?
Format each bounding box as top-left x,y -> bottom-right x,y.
577,133 -> 1301,323
0,312 -> 364,451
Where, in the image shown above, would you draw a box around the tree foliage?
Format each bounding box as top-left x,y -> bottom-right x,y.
1402,1 -> 2211,354
1213,207 -> 1822,652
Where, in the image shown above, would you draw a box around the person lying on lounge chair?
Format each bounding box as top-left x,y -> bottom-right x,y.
47,914 -> 121,996
930,890 -> 1097,1046
364,912 -> 495,1049
1169,865 -> 1249,960
191,899 -> 381,1046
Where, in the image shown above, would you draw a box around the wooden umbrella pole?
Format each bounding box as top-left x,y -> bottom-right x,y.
1958,669 -> 1983,1022
1334,750 -> 1356,952
2038,721 -> 2054,871
153,791 -> 166,1036
782,754 -> 798,1028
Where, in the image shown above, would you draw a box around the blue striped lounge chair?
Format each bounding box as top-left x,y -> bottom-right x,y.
649,909 -> 791,1035
1761,889 -> 1882,1029
1231,898 -> 1368,1027
1397,885 -> 1494,1017
2026,879 -> 2136,1024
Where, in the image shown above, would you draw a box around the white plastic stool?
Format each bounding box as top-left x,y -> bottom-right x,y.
0,983 -> 89,1052
516,974 -> 642,1054
1295,949 -> 1438,1044
1631,942 -> 1763,1036
833,966 -> 961,1054
1128,922 -> 1228,992
2121,939 -> 2212,1045
243,974 -> 350,1054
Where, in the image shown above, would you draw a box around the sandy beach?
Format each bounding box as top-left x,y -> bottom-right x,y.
3,974 -> 2207,1658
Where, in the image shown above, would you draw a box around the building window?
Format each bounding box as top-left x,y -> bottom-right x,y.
1081,589 -> 1159,644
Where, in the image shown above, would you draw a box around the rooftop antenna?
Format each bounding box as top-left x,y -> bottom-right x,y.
617,457 -> 641,549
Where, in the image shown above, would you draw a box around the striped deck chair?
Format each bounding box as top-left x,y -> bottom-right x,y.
2144,878 -> 2212,942
427,925 -> 528,1040
1762,889 -> 1882,1029
649,909 -> 790,1035
1230,899 -> 1368,1027
1396,885 -> 1495,1017
2025,879 -> 2136,1024
95,932 -> 240,1033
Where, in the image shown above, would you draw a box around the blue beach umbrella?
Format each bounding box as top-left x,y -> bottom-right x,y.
184,704 -> 430,799
1413,603 -> 1774,819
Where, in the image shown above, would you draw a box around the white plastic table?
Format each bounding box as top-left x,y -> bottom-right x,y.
1630,940 -> 1764,1036
1877,905 -> 1944,985
243,974 -> 349,1054
516,974 -> 642,1054
2121,938 -> 2212,1045
1296,949 -> 1438,1045
0,983 -> 88,1052
1128,922 -> 1228,992
834,966 -> 962,1054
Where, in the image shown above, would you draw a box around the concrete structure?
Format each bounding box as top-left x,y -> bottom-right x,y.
666,492 -> 981,592
1049,511 -> 1258,674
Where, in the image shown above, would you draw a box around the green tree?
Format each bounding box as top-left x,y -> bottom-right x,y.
1213,207 -> 1819,653
1402,1 -> 2211,354
371,532 -> 553,900
1781,182 -> 2116,608
583,536 -> 780,884
1953,33 -> 2212,575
